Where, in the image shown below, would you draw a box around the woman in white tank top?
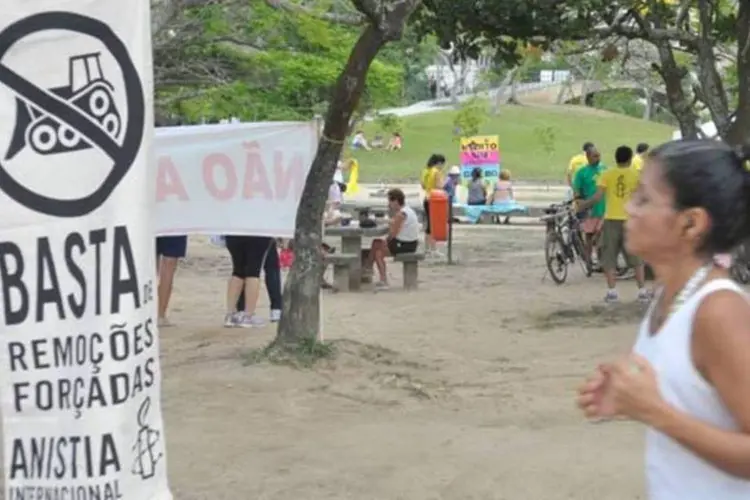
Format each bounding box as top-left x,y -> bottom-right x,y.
576,140 -> 750,499
364,188 -> 419,290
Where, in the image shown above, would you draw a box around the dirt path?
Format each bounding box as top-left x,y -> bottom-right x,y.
160,226 -> 649,499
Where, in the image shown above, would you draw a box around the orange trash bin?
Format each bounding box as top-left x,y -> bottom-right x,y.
428,189 -> 449,242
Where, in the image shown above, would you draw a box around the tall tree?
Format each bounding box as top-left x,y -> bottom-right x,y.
424,0 -> 748,144
592,0 -> 749,144
274,0 -> 421,346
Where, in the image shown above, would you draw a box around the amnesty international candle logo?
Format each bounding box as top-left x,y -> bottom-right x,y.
0,2 -> 172,500
132,397 -> 164,480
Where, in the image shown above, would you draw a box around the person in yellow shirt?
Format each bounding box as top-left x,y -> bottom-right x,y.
420,153 -> 446,254
345,158 -> 360,194
578,145 -> 648,303
632,143 -> 649,171
566,141 -> 595,186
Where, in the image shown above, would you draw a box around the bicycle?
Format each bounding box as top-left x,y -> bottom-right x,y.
540,199 -> 593,284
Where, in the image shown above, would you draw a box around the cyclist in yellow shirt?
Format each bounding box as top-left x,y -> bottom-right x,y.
420,153 -> 446,254
566,141 -> 595,187
632,142 -> 649,171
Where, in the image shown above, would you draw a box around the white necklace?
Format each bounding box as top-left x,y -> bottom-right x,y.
660,263 -> 713,319
641,263 -> 713,351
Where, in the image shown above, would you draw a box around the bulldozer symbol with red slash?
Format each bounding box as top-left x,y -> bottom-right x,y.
5,52 -> 121,160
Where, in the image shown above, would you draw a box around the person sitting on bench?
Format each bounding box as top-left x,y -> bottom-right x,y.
365,188 -> 419,290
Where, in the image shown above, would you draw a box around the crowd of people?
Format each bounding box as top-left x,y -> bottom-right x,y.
567,140 -> 739,304
566,142 -> 650,303
152,132 -> 750,497
154,117 -> 750,497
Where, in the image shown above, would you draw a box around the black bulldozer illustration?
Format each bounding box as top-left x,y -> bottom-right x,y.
5,52 -> 121,161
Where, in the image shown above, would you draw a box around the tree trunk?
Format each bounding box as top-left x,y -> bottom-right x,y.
274,25 -> 387,345
508,76 -> 519,104
654,42 -> 701,139
642,87 -> 652,121
727,0 -> 750,146
492,68 -> 516,114
692,0 -> 731,141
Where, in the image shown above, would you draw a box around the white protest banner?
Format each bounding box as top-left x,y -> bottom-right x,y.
0,2 -> 171,500
155,121 -> 317,237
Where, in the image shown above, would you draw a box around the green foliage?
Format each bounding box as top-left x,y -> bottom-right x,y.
725,65 -> 739,109
415,0 -> 596,65
534,126 -> 557,157
592,91 -> 645,120
158,2 -> 411,123
374,113 -> 404,134
378,31 -> 441,103
243,337 -> 337,369
351,104 -> 673,181
453,97 -> 488,139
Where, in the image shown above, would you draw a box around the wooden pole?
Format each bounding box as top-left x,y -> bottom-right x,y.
447,199 -> 454,264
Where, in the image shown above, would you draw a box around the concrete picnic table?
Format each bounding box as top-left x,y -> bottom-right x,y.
340,201 -> 426,223
324,223 -> 389,290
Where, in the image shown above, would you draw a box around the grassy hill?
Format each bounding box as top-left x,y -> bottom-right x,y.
351,104 -> 674,182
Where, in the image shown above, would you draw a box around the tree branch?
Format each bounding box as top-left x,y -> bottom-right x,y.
264,0 -> 364,25
593,9 -> 700,50
381,0 -> 422,40
351,0 -> 383,26
675,0 -> 693,30
151,0 -> 217,36
210,36 -> 265,52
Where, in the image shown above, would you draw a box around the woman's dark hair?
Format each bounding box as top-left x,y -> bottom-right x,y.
649,139 -> 750,254
582,141 -> 595,152
615,145 -> 633,165
471,167 -> 483,180
636,142 -> 650,154
387,188 -> 406,206
427,154 -> 446,167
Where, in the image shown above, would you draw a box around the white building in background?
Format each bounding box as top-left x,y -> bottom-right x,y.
539,70 -> 572,83
425,53 -> 493,96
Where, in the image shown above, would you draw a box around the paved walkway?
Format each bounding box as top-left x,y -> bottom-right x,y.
374,82 -> 556,118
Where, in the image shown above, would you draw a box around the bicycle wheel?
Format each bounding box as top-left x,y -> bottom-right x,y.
730,256 -> 750,284
571,230 -> 592,277
545,231 -> 569,284
729,245 -> 749,284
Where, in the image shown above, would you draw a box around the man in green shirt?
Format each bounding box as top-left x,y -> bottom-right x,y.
572,147 -> 606,265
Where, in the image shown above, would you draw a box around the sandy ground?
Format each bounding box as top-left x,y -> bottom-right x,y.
160,222 -> 653,500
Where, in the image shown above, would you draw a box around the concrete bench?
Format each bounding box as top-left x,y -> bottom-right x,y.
324,253 -> 359,292
393,252 -> 426,290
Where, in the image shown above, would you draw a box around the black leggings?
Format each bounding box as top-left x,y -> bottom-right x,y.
237,239 -> 282,311
225,236 -> 271,279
